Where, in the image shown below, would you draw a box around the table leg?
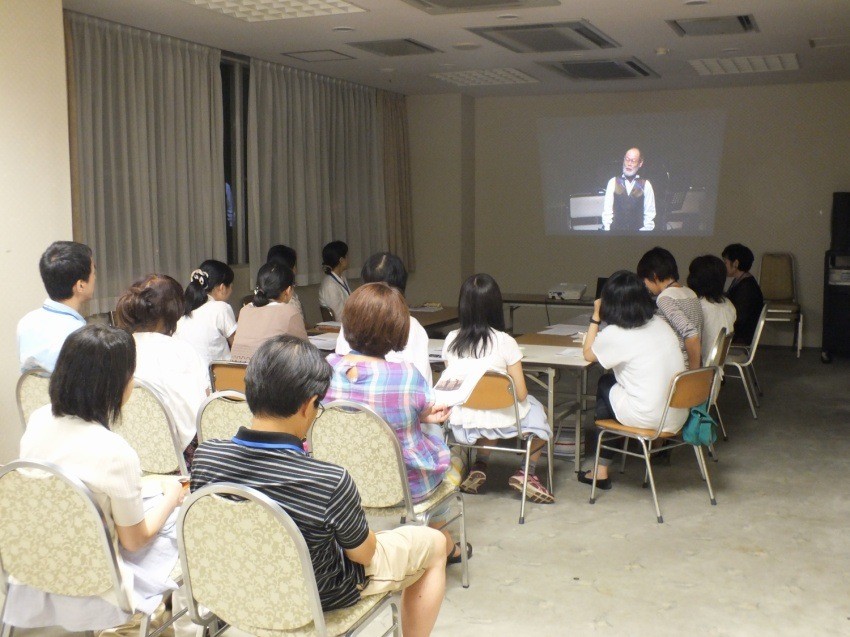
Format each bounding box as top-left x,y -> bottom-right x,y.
575,371 -> 583,473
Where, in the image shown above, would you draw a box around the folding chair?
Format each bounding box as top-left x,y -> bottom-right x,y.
319,306 -> 336,322
724,304 -> 769,419
15,368 -> 51,431
196,391 -> 251,443
589,367 -> 720,523
112,379 -> 188,476
447,371 -> 554,525
309,401 -> 469,588
209,361 -> 248,393
0,460 -> 185,637
759,252 -> 803,357
704,328 -> 734,443
178,483 -> 399,636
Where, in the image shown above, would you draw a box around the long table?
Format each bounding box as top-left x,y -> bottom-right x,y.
410,306 -> 459,331
502,293 -> 593,332
430,333 -> 594,472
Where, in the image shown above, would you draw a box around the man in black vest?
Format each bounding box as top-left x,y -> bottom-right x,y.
602,147 -> 656,232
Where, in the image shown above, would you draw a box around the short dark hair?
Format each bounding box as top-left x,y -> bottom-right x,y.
361,252 -> 408,293
184,260 -> 234,317
448,273 -> 506,358
637,246 -> 679,282
245,335 -> 331,419
687,255 -> 727,303
39,241 -> 93,301
50,324 -> 136,428
267,245 -> 297,271
322,240 -> 348,270
115,274 -> 185,335
253,262 -> 294,307
722,243 -> 755,272
343,282 -> 409,357
599,270 -> 656,329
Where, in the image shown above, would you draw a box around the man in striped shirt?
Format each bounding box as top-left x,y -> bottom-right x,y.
191,335 -> 447,636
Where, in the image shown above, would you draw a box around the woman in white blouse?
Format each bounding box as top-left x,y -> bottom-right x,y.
318,240 -> 350,320
115,274 -> 210,456
9,324 -> 186,632
174,259 -> 237,367
687,255 -> 737,364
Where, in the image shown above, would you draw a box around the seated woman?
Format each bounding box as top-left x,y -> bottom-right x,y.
174,260 -> 237,367
722,243 -> 764,345
115,275 -> 210,455
9,324 -> 187,632
637,246 -> 703,370
266,244 -> 304,320
230,262 -> 308,363
335,251 -> 432,384
324,283 -> 468,564
580,271 -> 686,489
318,240 -> 350,320
442,273 -> 554,504
688,255 -> 737,364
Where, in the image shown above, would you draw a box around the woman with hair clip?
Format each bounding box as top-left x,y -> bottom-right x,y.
230,261 -> 308,363
318,240 -> 350,320
174,260 -> 237,367
115,274 -> 210,455
8,324 -> 188,632
442,273 -> 554,504
579,270 -> 686,489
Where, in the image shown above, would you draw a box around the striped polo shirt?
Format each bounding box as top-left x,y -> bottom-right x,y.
190,427 -> 370,611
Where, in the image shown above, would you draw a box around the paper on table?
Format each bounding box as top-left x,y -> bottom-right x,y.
316,321 -> 341,328
309,333 -> 339,351
556,347 -> 585,357
540,323 -> 585,336
429,347 -> 444,359
410,306 -> 443,313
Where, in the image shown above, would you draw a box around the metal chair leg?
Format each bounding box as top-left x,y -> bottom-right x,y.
797,314 -> 803,358
457,492 -> 469,588
711,400 -> 728,441
695,445 -> 717,505
637,439 -> 663,523
733,363 -> 758,419
519,439 -> 533,524
749,362 -> 763,399
589,430 -> 604,504
546,438 -> 555,494
620,436 -> 628,473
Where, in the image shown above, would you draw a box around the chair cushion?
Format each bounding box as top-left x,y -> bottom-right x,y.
250,593 -> 389,637
594,419 -> 675,438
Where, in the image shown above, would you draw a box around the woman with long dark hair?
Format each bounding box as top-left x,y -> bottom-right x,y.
687,255 -> 736,364
174,259 -> 237,366
442,273 -> 554,504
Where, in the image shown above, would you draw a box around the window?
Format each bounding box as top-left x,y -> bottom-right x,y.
221,57 -> 250,265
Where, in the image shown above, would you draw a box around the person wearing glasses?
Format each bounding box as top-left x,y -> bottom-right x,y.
190,335 -> 449,635
602,147 -> 656,232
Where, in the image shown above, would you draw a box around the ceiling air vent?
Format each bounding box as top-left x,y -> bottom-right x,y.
667,14 -> 758,37
545,57 -> 658,81
400,0 -> 558,15
348,39 -> 440,57
469,20 -> 619,53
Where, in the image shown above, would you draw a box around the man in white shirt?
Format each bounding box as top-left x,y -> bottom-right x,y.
602,147 -> 656,232
17,241 -> 96,372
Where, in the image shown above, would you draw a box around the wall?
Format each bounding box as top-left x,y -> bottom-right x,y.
0,1 -> 73,463
455,81 -> 849,342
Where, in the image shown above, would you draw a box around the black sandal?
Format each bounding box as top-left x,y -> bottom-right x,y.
447,541 -> 473,565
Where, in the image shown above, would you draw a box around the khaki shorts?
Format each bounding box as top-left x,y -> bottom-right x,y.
359,526 -> 443,597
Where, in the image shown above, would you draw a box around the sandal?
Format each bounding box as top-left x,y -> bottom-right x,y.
508,470 -> 555,504
459,469 -> 487,494
447,541 -> 473,565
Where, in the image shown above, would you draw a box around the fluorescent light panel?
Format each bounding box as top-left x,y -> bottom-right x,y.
430,68 -> 538,86
179,0 -> 365,22
689,53 -> 799,76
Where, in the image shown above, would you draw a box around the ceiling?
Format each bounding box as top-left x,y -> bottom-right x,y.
61,0 -> 850,97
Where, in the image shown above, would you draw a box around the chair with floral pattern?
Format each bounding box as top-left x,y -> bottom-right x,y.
178,483 -> 399,636
15,368 -> 51,431
112,379 -> 188,476
308,401 -> 469,588
0,460 -> 185,637
196,391 -> 252,443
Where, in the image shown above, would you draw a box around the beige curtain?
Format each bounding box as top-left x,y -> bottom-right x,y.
65,12 -> 225,313
377,91 -> 415,272
247,59 -> 388,285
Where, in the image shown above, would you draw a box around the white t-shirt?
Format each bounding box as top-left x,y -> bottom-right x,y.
318,272 -> 350,320
699,297 -> 736,364
592,316 -> 687,432
442,328 -> 531,428
336,315 -> 432,385
133,332 -> 210,449
174,297 -> 237,367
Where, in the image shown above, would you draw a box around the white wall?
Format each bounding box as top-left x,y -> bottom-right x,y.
0,0 -> 73,462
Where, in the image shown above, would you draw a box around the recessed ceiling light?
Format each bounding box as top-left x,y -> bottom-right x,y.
497,13 -> 519,20
332,26 -> 355,32
684,0 -> 709,5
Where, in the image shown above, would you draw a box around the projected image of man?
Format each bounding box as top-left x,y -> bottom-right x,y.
602,148 -> 656,232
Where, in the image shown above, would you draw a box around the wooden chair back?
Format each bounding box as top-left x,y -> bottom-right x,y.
669,367 -> 717,410
210,361 -> 248,393
463,372 -> 517,411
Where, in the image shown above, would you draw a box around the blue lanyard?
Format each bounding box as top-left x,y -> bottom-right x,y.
330,273 -> 350,294
231,437 -> 307,454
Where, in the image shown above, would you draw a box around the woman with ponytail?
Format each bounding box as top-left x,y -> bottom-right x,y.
115,275 -> 210,453
174,260 -> 237,366
230,262 -> 308,363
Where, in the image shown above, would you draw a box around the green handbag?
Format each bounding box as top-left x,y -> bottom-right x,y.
681,401 -> 718,446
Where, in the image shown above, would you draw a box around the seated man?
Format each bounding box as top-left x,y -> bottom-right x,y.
17,241 -> 96,372
190,335 -> 448,636
722,243 -> 764,344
